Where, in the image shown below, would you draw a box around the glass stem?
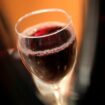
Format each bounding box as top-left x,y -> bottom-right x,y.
52,85 -> 67,105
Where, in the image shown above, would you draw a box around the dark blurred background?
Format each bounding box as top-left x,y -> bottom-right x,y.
0,0 -> 105,105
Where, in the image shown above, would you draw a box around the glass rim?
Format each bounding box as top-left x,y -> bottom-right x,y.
15,8 -> 72,39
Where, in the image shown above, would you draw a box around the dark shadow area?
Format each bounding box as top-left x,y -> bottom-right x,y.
0,41 -> 44,105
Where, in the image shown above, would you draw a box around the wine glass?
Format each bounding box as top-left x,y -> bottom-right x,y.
15,8 -> 77,105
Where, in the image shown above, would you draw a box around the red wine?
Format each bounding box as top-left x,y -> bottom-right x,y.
18,22 -> 76,83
